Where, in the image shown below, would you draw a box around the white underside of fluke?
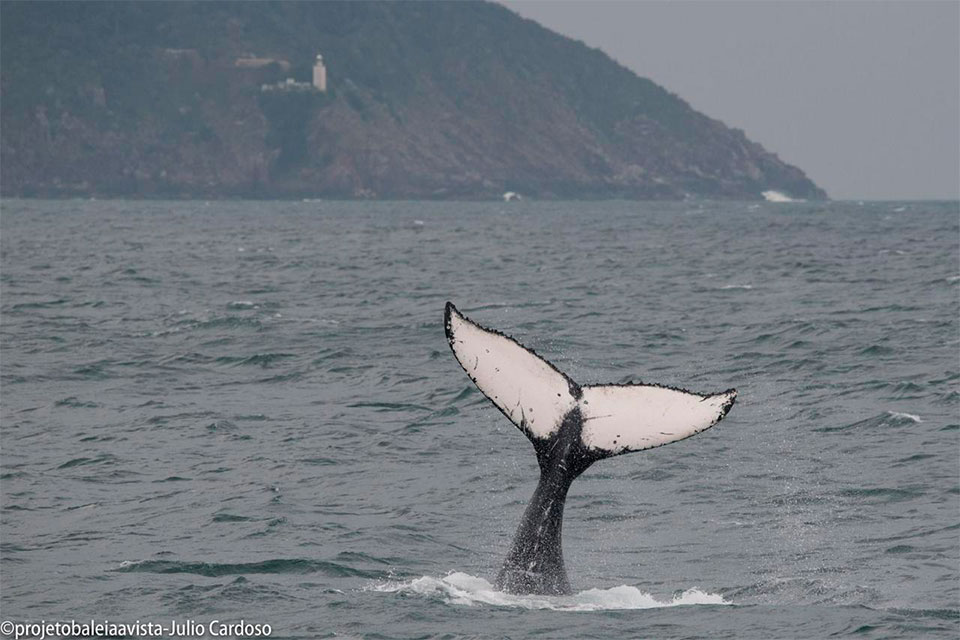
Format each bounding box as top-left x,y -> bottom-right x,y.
445,305 -> 576,440
580,384 -> 735,453
445,303 -> 735,454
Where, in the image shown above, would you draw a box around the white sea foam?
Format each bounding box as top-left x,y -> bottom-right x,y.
761,190 -> 804,203
946,275 -> 960,283
720,284 -> 753,290
887,411 -> 922,423
369,572 -> 729,611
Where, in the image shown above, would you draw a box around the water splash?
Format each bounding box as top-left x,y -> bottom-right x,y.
761,190 -> 804,203
370,572 -> 729,611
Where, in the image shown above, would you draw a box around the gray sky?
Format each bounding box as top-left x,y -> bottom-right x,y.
501,1 -> 959,200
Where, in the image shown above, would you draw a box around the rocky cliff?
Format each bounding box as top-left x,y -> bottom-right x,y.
0,1 -> 826,200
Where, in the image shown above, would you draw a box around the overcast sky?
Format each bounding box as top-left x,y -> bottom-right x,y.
501,1 -> 959,201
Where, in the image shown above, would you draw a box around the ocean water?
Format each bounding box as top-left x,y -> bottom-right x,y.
1,199 -> 957,639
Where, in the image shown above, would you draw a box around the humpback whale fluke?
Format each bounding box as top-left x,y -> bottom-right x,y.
443,302 -> 736,596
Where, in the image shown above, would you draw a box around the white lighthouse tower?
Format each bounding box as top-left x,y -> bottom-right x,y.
312,54 -> 327,92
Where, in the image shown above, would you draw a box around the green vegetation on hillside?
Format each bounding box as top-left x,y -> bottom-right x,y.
0,1 -> 826,199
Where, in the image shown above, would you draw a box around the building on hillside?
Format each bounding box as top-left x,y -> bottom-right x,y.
312,54 -> 327,92
261,77 -> 314,93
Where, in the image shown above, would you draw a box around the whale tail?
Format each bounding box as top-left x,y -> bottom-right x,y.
444,302 -> 736,460
443,302 -> 736,595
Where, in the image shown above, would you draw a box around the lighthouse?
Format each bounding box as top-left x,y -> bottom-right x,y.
312,54 -> 327,92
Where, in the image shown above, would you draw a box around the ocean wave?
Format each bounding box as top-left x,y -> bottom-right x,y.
815,410 -> 922,432
115,558 -> 383,579
369,572 -> 729,611
887,411 -> 922,423
214,353 -> 297,368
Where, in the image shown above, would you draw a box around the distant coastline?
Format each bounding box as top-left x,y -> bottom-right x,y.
0,2 -> 826,201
